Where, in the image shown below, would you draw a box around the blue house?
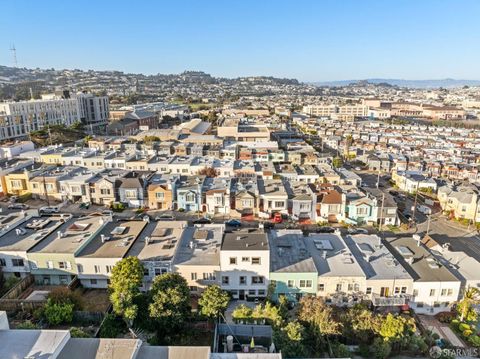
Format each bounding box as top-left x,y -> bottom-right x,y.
345,193 -> 378,225
176,176 -> 206,212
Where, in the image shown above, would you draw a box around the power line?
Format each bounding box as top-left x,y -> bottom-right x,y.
9,44 -> 18,67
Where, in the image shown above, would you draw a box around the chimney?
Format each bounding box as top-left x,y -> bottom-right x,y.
57,231 -> 63,239
322,250 -> 327,259
101,234 -> 106,243
145,236 -> 150,245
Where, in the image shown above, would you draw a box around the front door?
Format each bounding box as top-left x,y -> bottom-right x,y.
239,289 -> 245,300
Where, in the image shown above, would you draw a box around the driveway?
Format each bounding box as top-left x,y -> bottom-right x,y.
417,314 -> 464,348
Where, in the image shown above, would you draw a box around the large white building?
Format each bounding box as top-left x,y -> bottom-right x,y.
0,92 -> 109,140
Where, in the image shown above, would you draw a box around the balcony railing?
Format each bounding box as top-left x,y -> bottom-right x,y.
372,294 -> 411,306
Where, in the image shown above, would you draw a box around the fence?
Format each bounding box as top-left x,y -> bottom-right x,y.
0,275 -> 47,311
1,274 -> 34,300
217,323 -> 273,338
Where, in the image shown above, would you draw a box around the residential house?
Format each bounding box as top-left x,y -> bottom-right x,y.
176,176 -> 206,212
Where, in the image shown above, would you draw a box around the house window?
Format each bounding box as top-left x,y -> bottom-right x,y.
10,180 -> 23,189
413,289 -> 419,296
47,261 -> 53,269
401,287 -> 407,294
251,257 -> 261,265
366,287 -> 372,295
0,258 -> 5,266
357,207 -> 369,215
222,276 -> 229,285
58,261 -> 67,269
274,201 -> 284,208
241,257 -> 250,262
90,279 -> 97,285
156,192 -> 165,199
354,283 -> 360,292
287,280 -> 295,288
240,276 -> 247,285
248,290 -> 256,296
186,193 -> 195,202
416,302 -> 424,308
11,259 -> 24,267
125,189 -> 137,199
189,286 -> 198,292
447,289 -> 453,296
191,272 -> 197,280
229,257 -> 237,265
258,290 -> 265,296
100,188 -> 111,195
77,264 -> 83,273
336,284 -> 342,292
429,289 -> 435,297
348,284 -> 353,291
251,276 -> 264,284
441,289 -> 447,296
144,268 -> 150,276
94,265 -> 100,274
395,287 -> 400,294
106,265 -> 113,274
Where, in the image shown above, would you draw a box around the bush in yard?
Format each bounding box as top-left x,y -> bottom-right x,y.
99,313 -> 125,338
331,342 -> 351,358
463,329 -> 473,337
435,311 -> 455,323
70,327 -> 89,338
16,320 -> 40,329
371,337 -> 391,359
459,323 -> 470,332
44,298 -> 74,325
468,335 -> 480,347
47,287 -> 82,310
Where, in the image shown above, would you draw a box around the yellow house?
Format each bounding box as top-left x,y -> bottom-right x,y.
40,150 -> 64,165
4,163 -> 49,196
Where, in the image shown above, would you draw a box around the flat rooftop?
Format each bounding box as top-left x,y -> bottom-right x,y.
345,234 -> 412,281
29,215 -> 108,254
138,345 -> 210,359
222,229 -> 269,251
78,220 -> 148,258
270,230 -> 317,273
0,329 -> 70,359
127,221 -> 187,261
58,338 -> 141,359
305,233 -> 365,278
385,236 -> 460,282
0,214 -> 69,252
174,224 -> 224,267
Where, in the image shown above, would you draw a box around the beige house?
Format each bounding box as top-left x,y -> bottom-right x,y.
438,185 -> 480,221
173,224 -> 224,294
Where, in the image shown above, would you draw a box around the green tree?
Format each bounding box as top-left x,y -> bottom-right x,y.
109,256 -> 144,323
375,313 -> 415,342
44,298 -> 74,325
232,304 -> 253,322
342,304 -> 376,343
458,287 -> 480,322
149,273 -> 191,332
332,156 -> 343,168
198,285 -> 229,320
298,296 -> 341,335
273,320 -> 307,358
331,342 -> 351,358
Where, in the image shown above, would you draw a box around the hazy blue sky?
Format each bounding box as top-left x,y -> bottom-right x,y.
1,0 -> 479,81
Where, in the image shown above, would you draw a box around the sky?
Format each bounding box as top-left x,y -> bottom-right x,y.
1,0 -> 480,82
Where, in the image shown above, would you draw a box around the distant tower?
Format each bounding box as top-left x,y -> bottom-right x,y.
9,44 -> 18,67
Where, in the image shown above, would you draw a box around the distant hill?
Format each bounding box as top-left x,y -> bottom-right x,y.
311,78 -> 480,89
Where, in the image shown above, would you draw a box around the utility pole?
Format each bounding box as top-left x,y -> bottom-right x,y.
43,174 -> 50,207
411,186 -> 419,228
9,44 -> 17,67
426,214 -> 431,236
379,192 -> 385,234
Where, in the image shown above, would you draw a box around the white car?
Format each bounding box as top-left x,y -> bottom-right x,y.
39,206 -> 60,214
348,228 -> 369,235
416,205 -> 432,215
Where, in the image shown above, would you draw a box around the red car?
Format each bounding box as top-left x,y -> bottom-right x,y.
271,213 -> 283,223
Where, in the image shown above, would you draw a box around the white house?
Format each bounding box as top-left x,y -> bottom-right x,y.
220,229 -> 270,300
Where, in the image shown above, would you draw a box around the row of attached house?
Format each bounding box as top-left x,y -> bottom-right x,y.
0,211 -> 477,315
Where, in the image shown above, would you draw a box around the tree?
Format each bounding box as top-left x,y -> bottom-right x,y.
298,296 -> 341,335
332,156 -> 343,168
109,256 -> 144,323
48,287 -> 82,310
374,313 -> 415,342
198,285 -> 229,320
273,320 -> 307,358
458,287 -> 480,322
44,298 -> 74,325
198,166 -> 218,178
149,273 -> 191,332
70,327 -> 89,338
341,304 -> 376,343
331,342 -> 351,358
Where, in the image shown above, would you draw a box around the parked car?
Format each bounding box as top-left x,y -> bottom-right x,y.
271,213 -> 283,224
347,227 -> 369,235
155,214 -> 176,221
316,226 -> 335,233
8,195 -> 18,203
8,203 -> 29,210
79,202 -> 90,209
416,205 -> 432,215
193,217 -> 212,224
39,206 -> 60,214
225,219 -> 242,227
389,190 -> 399,196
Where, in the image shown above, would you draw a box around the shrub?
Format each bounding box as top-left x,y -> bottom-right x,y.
178,208 -> 185,212
332,342 -> 351,358
48,287 -> 82,310
435,311 -> 455,323
16,320 -> 40,329
463,329 -> 473,337
70,327 -> 89,338
451,319 -> 459,326
468,335 -> 480,347
43,298 -> 74,325
459,323 -> 470,332
99,313 -> 125,338
371,337 -> 391,359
